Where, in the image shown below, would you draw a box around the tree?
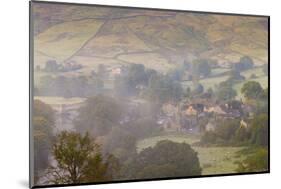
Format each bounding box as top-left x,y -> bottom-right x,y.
33,100 -> 55,125
47,131 -> 120,184
75,95 -> 124,136
103,127 -> 137,161
145,75 -> 183,103
185,87 -> 191,98
216,81 -> 237,101
192,83 -> 204,96
114,64 -> 155,96
33,100 -> 55,183
241,81 -> 263,100
39,75 -> 99,97
168,68 -> 184,81
126,117 -> 161,139
192,59 -> 211,77
259,88 -> 268,100
215,119 -> 240,141
123,140 -> 201,179
233,56 -> 254,72
250,113 -> 268,146
240,56 -> 254,66
234,126 -> 251,143
44,60 -> 60,72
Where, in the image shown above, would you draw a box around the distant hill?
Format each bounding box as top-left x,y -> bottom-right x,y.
33,3 -> 268,74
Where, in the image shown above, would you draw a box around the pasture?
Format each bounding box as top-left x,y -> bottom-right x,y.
137,134 -> 246,175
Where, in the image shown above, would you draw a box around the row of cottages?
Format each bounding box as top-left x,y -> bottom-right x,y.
178,99 -> 245,132
158,99 -> 253,133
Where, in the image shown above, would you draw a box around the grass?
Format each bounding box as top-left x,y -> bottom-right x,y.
195,146 -> 245,175
210,68 -> 230,77
137,134 -> 246,175
35,19 -> 104,63
34,96 -> 86,106
118,53 -> 175,73
182,75 -> 229,90
241,67 -> 265,79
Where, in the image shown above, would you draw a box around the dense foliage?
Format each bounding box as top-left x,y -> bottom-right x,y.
122,140 -> 201,179
75,95 -> 124,136
47,131 -> 119,184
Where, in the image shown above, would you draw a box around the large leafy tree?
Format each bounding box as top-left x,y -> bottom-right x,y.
241,81 -> 263,100
216,80 -> 237,101
250,113 -> 268,146
47,131 -> 120,184
75,95 -> 124,136
233,56 -> 254,72
103,127 -> 137,161
123,140 -> 201,179
114,64 -> 155,96
192,59 -> 211,77
145,75 -> 183,103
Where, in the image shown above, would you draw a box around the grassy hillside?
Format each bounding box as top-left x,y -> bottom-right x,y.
35,19 -> 104,64
33,3 -> 268,77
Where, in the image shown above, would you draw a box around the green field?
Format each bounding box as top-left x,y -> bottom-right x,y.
210,68 -> 230,77
34,96 -> 86,106
182,66 -> 268,99
182,75 -> 230,90
137,134 -> 245,175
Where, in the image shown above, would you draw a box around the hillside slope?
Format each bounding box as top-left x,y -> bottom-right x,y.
33,3 -> 268,73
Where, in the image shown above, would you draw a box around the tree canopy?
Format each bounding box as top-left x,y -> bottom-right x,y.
241,81 -> 263,100
123,140 -> 201,179
216,80 -> 237,101
145,75 -> 183,103
250,113 -> 268,146
47,131 -> 119,184
75,95 -> 124,136
233,56 -> 254,72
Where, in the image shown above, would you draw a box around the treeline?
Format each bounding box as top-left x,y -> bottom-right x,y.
37,60 -> 83,73
35,75 -> 103,97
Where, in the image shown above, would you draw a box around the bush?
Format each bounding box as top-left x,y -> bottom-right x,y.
235,148 -> 268,172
